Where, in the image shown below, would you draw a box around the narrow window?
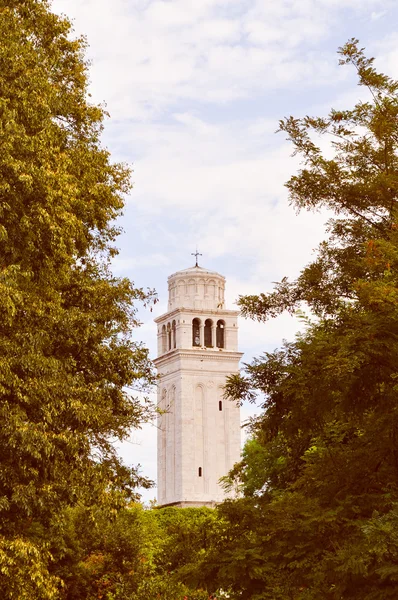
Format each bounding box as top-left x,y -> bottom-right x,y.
216,320 -> 225,348
204,319 -> 213,347
219,400 -> 222,411
192,318 -> 201,347
167,323 -> 172,350
198,467 -> 202,477
162,325 -> 167,354
172,320 -> 176,349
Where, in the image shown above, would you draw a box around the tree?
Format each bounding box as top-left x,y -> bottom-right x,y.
52,505 -> 218,599
0,1 -> 155,596
53,504 -> 147,599
209,40 -> 398,598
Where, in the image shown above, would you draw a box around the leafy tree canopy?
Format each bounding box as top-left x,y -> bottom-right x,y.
51,505 -> 218,600
216,39 -> 398,599
0,1 -> 155,596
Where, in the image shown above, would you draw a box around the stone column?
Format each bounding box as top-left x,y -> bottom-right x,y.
200,322 -> 204,347
211,323 -> 216,348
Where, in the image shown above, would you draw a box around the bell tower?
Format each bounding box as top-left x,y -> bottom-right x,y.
154,263 -> 242,507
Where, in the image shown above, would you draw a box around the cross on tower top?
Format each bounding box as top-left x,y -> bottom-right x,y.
191,248 -> 203,267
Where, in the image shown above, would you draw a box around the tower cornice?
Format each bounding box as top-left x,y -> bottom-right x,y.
153,348 -> 243,367
154,307 -> 240,323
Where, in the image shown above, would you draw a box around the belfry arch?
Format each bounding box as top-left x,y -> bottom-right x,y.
204,319 -> 213,347
216,320 -> 225,348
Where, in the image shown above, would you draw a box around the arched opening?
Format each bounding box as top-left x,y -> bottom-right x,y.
198,467 -> 202,477
162,325 -> 167,354
167,323 -> 172,351
192,318 -> 201,347
172,320 -> 176,349
219,400 -> 223,411
204,319 -> 213,347
216,320 -> 225,348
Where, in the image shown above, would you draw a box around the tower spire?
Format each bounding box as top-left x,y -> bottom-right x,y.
191,248 -> 202,267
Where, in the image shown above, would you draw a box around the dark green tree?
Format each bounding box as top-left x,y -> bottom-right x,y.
0,1 -> 155,596
207,40 -> 398,599
52,505 -> 217,600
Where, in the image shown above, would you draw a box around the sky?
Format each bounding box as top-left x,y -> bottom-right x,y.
51,0 -> 398,502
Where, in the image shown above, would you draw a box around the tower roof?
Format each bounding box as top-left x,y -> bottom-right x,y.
168,265 -> 225,280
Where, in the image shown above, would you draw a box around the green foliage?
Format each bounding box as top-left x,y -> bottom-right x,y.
0,1 -> 155,596
239,37 -> 398,323
130,576 -> 210,600
153,507 -> 220,576
214,40 -> 398,598
54,504 -> 147,600
52,505 -> 219,599
0,537 -> 59,599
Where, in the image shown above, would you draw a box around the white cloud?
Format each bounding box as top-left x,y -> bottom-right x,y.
52,0 -> 381,120
372,33 -> 398,80
112,253 -> 170,273
371,10 -> 386,19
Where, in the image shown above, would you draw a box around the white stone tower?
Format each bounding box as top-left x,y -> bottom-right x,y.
154,262 -> 242,507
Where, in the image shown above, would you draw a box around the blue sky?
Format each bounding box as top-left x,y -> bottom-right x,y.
52,0 -> 398,502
